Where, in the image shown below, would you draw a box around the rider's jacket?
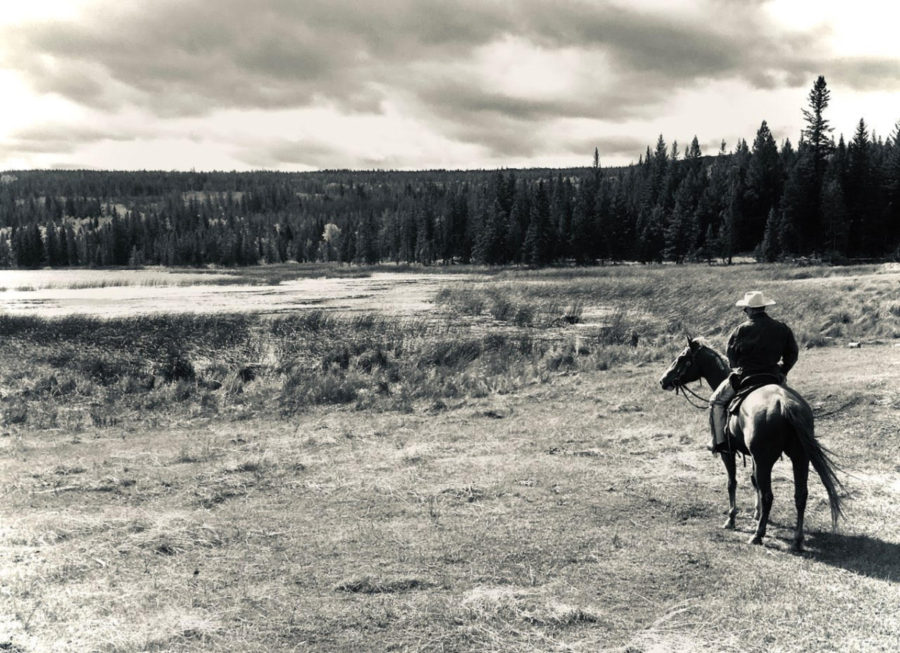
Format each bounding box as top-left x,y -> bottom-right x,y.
726,312 -> 798,378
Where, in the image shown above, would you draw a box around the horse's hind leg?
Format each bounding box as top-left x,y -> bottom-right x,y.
749,462 -> 774,546
790,454 -> 809,552
750,470 -> 760,521
720,452 -> 738,529
749,462 -> 760,521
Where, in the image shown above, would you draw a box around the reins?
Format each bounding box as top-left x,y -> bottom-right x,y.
675,382 -> 709,410
668,343 -> 747,466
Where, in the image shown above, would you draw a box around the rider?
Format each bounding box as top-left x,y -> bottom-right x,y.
709,290 -> 799,454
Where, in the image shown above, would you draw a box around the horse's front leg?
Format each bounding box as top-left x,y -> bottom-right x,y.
719,451 -> 738,529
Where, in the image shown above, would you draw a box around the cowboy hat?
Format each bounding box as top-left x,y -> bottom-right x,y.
735,290 -> 776,308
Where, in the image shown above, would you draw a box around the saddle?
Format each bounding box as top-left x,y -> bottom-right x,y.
727,372 -> 785,414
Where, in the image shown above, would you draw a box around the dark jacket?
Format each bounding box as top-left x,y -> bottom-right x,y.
726,311 -> 798,378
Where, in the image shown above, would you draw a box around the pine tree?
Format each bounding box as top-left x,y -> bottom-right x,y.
780,138 -> 796,171
339,219 -> 355,263
699,224 -> 717,264
16,224 -> 46,268
523,182 -> 552,265
685,136 -> 703,173
592,177 -> 610,261
719,208 -> 735,264
801,76 -> 834,250
474,198 -> 506,265
507,188 -> 530,263
651,134 -> 669,206
607,180 -> 633,261
663,199 -> 689,263
45,223 -> 62,266
65,225 -> 79,266
416,204 -> 436,265
820,169 -> 849,259
664,176 -> 701,262
782,141 -> 820,254
846,118 -> 875,256
757,208 -> 782,262
637,205 -> 665,262
355,212 -> 379,264
884,122 -> 900,254
570,181 -> 594,264
696,146 -> 729,244
802,77 -> 833,174
744,121 -> 783,251
719,165 -> 746,264
128,245 -> 144,266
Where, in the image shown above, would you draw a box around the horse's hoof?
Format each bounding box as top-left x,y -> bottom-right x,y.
791,540 -> 804,553
722,519 -> 736,530
748,535 -> 763,545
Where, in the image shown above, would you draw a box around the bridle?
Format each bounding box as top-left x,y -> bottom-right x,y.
667,343 -> 745,464
669,346 -> 711,410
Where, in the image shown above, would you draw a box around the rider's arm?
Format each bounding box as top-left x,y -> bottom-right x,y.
725,327 -> 741,369
779,326 -> 799,376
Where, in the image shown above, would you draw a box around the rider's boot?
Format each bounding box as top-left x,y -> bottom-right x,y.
708,404 -> 730,455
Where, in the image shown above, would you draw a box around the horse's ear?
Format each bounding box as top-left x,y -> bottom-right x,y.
686,335 -> 698,350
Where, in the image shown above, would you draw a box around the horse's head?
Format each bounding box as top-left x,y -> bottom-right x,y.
659,337 -> 704,390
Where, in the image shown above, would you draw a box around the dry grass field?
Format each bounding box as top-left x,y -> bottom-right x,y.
1,263 -> 898,652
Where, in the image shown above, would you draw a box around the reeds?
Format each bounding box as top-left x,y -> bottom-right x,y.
2,263 -> 896,426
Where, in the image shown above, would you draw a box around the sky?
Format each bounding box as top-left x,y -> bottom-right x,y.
0,0 -> 898,172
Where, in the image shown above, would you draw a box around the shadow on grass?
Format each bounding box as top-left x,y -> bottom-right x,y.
803,531 -> 900,582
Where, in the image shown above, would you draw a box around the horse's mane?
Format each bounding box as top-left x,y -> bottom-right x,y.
690,337 -> 723,356
691,337 -> 729,370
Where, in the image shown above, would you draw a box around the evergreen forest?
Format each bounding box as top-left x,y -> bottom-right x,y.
1,77 -> 898,269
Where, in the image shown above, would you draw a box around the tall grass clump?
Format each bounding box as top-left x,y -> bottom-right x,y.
562,301 -> 584,325
434,287 -> 486,316
5,262 -> 895,424
269,310 -> 335,336
280,367 -> 368,411
417,338 -> 483,369
487,293 -> 516,322
0,314 -> 261,426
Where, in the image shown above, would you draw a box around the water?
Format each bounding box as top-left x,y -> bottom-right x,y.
0,269 -> 470,318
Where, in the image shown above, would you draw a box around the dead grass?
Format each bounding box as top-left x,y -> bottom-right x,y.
0,263 -> 898,652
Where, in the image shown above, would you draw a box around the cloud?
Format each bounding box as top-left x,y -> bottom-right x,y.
823,56 -> 900,91
3,123 -> 141,155
1,0 -> 897,168
562,134 -> 651,160
236,138 -> 346,170
1,0 -> 841,118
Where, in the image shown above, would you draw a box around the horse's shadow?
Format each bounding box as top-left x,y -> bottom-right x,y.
800,531 -> 900,582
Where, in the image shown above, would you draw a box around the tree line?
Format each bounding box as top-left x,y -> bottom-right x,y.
1,76 -> 898,268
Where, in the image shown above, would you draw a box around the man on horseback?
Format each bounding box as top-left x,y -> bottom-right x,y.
709,291 -> 799,454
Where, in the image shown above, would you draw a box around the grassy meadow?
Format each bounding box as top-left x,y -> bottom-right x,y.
1,263 -> 898,652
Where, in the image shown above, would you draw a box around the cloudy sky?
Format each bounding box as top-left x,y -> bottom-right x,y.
1,0 -> 898,172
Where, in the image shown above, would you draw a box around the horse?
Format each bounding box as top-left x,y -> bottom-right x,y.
658,337 -> 843,551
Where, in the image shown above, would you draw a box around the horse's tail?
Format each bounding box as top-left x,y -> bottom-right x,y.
784,396 -> 845,529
